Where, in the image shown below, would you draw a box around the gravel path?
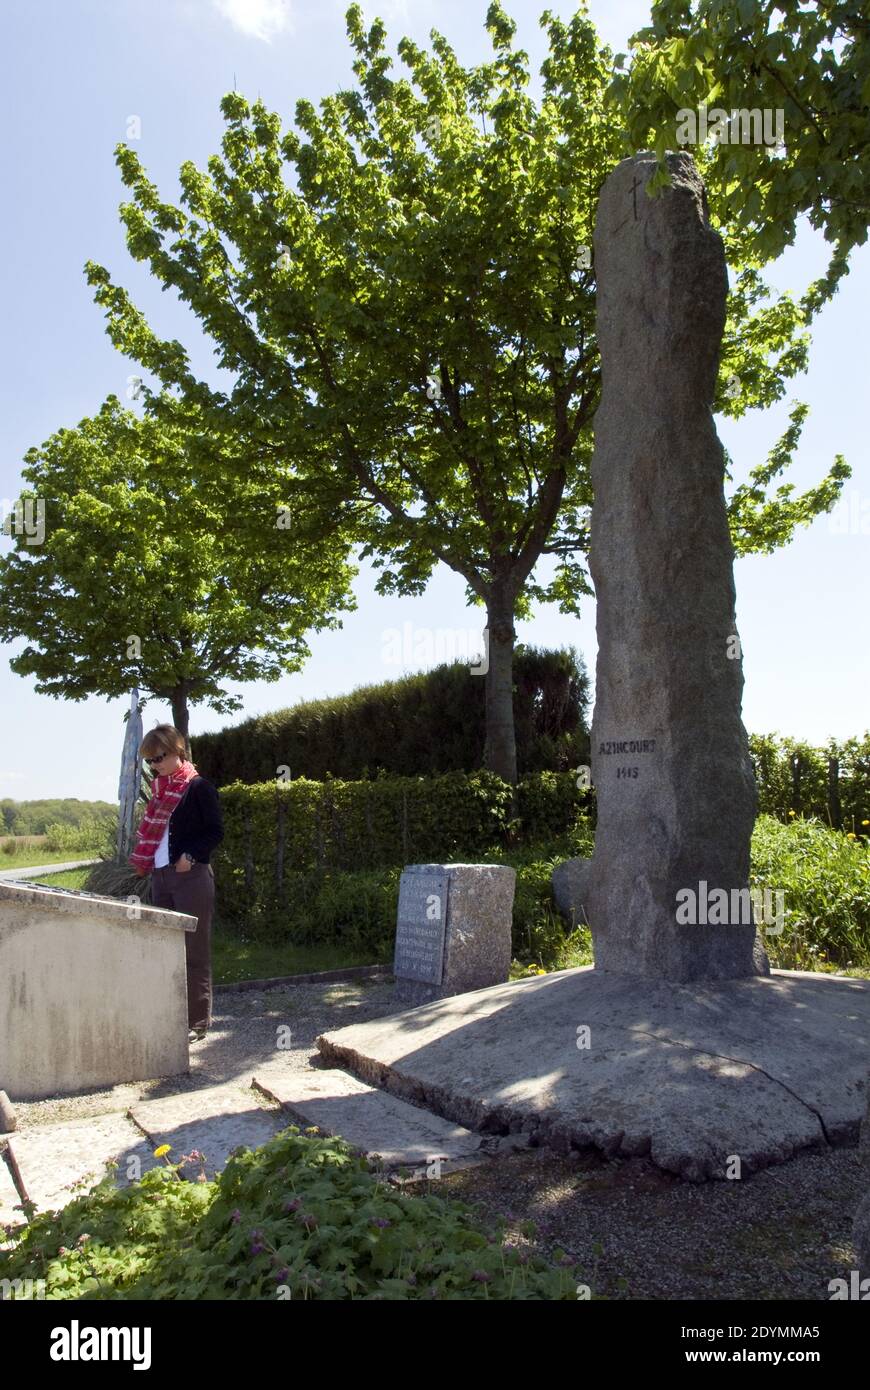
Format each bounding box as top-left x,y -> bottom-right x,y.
8,975 -> 864,1300
436,1146 -> 863,1300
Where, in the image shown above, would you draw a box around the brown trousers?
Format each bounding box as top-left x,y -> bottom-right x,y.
151,861 -> 215,1032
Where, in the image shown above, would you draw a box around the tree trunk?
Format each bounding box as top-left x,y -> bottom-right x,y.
483,595 -> 517,785
170,685 -> 191,757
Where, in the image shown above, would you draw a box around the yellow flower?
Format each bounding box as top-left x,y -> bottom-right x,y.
847,833 -> 857,840
788,810 -> 796,817
862,820 -> 869,826
154,1144 -> 171,1158
304,1126 -> 319,1135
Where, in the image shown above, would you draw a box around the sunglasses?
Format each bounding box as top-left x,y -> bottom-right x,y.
145,753 -> 171,765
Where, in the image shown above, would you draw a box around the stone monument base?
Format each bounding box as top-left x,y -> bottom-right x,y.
318,967 -> 870,1182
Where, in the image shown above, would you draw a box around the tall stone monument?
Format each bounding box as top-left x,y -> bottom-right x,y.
586,152 -> 768,982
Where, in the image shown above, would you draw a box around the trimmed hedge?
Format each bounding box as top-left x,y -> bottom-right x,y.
749,732 -> 869,832
211,770 -> 588,946
192,647 -> 591,785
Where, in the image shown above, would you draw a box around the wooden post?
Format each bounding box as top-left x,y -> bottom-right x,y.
827,755 -> 842,830
116,689 -> 143,862
0,1139 -> 31,1217
791,753 -> 802,819
244,808 -> 255,895
275,792 -> 286,897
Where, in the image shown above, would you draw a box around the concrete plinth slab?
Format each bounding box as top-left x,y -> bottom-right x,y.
254,1067 -> 492,1175
0,879 -> 193,1099
128,1086 -> 285,1177
317,968 -> 870,1182
0,1113 -> 156,1228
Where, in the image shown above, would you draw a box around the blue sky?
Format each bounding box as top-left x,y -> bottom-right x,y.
1,0 -> 867,802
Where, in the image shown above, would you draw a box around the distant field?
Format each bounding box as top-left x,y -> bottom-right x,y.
0,839 -> 103,871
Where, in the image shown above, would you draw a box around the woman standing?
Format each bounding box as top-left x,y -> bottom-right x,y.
129,724 -> 224,1043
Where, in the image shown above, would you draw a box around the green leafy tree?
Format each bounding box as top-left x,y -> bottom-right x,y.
609,0 -> 870,311
0,398 -> 356,745
83,2 -> 846,783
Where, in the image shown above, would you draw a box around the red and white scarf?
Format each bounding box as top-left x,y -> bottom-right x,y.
129,759 -> 199,874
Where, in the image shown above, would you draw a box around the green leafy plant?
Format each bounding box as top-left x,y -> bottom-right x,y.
1,1129 -> 585,1301
751,814 -> 870,971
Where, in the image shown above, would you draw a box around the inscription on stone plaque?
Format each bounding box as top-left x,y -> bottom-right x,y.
394,870 -> 449,985
597,736 -> 657,783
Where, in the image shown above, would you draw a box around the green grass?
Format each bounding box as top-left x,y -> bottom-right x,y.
211,935 -> 380,984
12,867 -> 93,888
753,815 -> 870,973
0,845 -> 102,870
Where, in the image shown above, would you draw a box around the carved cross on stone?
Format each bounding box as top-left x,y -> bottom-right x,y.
630,173 -> 642,220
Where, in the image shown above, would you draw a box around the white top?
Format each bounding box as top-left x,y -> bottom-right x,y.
153,823 -> 170,869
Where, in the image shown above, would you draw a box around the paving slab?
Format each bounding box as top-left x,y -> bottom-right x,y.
127,1084 -> 287,1177
317,967 -> 870,1182
0,1112 -> 156,1228
254,1067 -> 495,1175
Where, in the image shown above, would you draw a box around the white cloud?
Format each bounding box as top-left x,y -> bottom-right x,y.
214,0 -> 292,43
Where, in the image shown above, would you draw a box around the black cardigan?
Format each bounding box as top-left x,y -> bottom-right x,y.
165,776 -> 224,866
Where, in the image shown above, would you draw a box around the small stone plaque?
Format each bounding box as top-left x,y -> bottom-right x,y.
394,870 -> 449,985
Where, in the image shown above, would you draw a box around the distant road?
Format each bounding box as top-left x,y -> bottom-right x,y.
0,859 -> 100,880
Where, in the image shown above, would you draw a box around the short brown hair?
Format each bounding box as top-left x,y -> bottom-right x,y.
140,724 -> 187,759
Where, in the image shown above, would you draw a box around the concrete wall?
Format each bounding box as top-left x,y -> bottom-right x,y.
0,881 -> 195,1100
